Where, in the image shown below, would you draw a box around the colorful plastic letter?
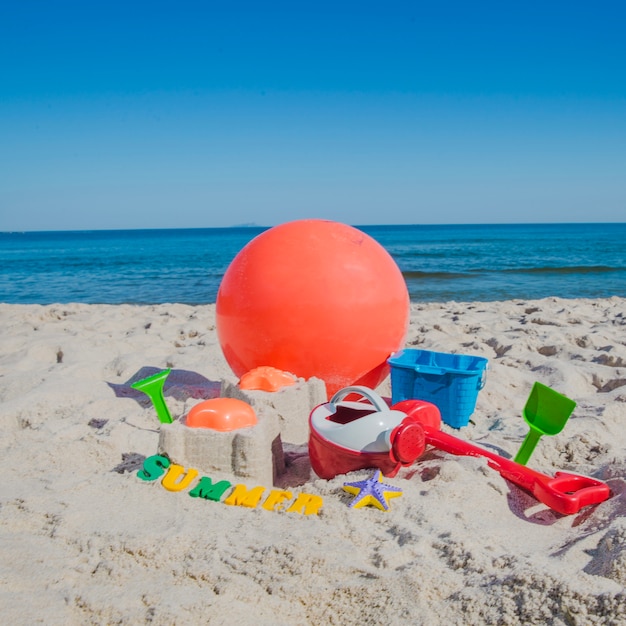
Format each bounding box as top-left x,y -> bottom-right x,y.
261,489 -> 293,512
223,484 -> 266,508
285,493 -> 324,515
161,464 -> 199,492
188,477 -> 232,501
137,454 -> 171,481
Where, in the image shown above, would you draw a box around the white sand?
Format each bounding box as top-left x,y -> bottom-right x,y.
1,297 -> 625,625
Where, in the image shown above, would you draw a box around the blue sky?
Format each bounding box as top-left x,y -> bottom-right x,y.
1,1 -> 625,231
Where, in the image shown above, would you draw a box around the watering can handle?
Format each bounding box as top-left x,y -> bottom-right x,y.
329,386 -> 389,413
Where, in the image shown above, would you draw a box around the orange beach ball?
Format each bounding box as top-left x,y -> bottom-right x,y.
216,219 -> 409,397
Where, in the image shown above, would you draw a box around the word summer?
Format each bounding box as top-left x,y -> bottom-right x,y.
136,455 -> 323,516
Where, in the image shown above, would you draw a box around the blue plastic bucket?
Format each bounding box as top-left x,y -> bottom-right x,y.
388,349 -> 489,428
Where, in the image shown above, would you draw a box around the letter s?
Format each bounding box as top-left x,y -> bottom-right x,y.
137,454 -> 171,481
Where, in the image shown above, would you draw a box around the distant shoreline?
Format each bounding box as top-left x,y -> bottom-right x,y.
2,220 -> 626,235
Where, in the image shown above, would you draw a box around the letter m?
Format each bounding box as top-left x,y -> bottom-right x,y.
188,477 -> 232,502
223,484 -> 265,508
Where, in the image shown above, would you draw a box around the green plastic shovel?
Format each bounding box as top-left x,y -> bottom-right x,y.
513,382 -> 576,466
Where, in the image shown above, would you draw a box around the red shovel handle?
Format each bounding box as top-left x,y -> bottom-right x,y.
422,426 -> 610,515
523,471 -> 611,516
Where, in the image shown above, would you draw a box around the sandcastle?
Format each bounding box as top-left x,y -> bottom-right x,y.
155,375 -> 327,486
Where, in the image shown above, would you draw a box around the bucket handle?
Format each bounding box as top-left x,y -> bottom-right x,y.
329,386 -> 389,413
477,364 -> 489,390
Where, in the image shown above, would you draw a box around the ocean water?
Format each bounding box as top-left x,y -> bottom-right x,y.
0,223 -> 624,304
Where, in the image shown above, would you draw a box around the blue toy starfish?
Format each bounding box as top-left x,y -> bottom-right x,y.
343,470 -> 403,511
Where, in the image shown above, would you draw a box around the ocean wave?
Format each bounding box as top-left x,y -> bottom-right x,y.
500,265 -> 624,276
402,271 -> 474,279
402,266 -> 624,280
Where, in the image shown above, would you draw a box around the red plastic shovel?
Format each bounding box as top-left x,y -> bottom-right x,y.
393,400 -> 611,516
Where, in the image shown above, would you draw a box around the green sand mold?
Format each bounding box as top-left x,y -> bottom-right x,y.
131,368 -> 173,424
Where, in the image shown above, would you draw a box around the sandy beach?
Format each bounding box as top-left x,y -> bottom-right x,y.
1,296 -> 625,625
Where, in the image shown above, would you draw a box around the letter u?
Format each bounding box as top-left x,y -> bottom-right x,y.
161,464 -> 199,492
